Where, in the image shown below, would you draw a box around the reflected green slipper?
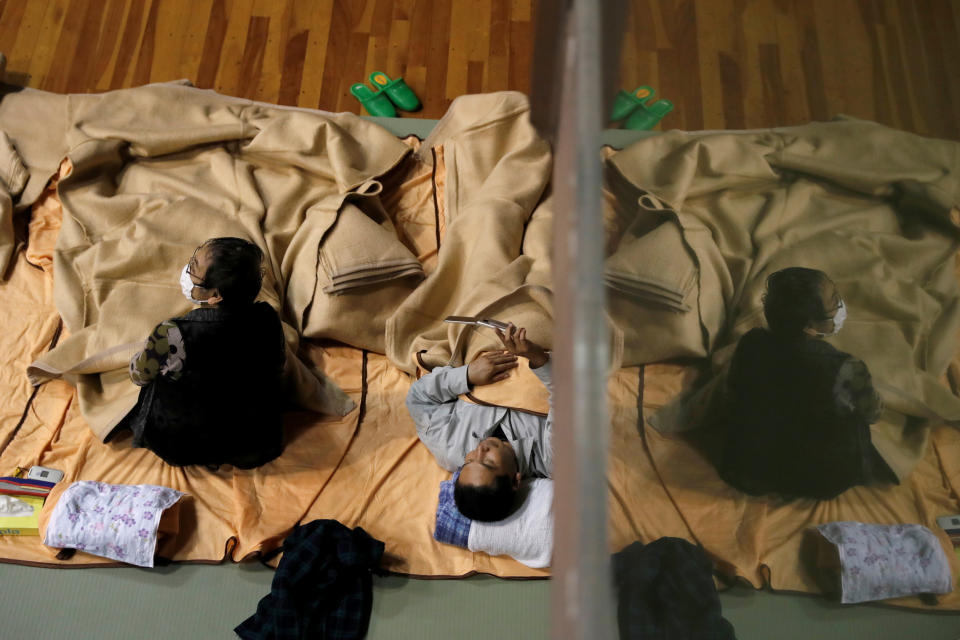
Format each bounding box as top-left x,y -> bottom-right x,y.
624,98 -> 674,130
610,85 -> 655,121
369,71 -> 421,112
350,83 -> 396,117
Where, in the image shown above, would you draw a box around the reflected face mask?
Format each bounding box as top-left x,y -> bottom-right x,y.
815,299 -> 846,337
830,299 -> 847,334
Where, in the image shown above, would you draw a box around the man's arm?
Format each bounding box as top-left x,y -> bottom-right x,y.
405,365 -> 475,472
531,355 -> 554,477
495,323 -> 554,476
406,351 -> 519,426
405,365 -> 473,429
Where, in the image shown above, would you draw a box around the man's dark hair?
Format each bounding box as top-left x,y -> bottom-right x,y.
762,267 -> 829,337
201,237 -> 264,307
454,474 -> 518,522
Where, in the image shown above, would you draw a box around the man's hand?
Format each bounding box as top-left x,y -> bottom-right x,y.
467,351 -> 519,387
496,323 -> 549,369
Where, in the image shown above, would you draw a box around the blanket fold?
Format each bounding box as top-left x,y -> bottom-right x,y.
604,216 -> 696,313
319,200 -> 424,294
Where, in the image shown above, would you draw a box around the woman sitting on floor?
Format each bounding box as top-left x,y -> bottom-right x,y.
719,267 -> 897,500
120,237 -> 286,468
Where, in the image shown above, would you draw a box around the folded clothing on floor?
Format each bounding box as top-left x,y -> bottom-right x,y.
604,203 -> 696,314
613,538 -> 736,640
236,519 -> 384,640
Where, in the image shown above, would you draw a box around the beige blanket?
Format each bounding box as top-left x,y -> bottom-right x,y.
0,82 -> 422,440
385,92 -> 555,372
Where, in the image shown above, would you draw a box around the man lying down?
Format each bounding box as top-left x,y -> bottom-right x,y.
406,324 -> 552,521
115,237 -> 286,469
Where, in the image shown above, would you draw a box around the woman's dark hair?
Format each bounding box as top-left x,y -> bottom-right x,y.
454,473 -> 518,522
201,237 -> 264,306
762,267 -> 830,336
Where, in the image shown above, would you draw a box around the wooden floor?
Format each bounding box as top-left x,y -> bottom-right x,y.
0,0 -> 957,139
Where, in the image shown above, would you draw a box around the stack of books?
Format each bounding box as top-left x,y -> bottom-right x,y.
0,477 -> 56,536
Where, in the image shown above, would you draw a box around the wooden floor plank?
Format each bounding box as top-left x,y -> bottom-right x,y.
296,0 -> 334,109
237,15 -> 269,100
87,0 -> 127,91
445,0 -> 471,100
0,0 -> 956,139
0,0 -> 29,73
5,0 -> 49,86
175,0 -> 214,88
44,0 -> 87,94
771,0 -> 811,127
107,0 -> 147,90
250,0 -> 284,105
694,0 -> 726,130
213,0 -> 255,97
195,0 -> 228,90
279,28 -> 309,106
425,0 -> 453,116
130,0 -> 160,89
149,0 -> 190,86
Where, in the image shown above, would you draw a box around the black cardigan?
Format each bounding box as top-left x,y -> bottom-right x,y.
122,301 -> 285,468
719,327 -> 896,499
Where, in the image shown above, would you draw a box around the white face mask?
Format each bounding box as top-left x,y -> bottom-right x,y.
813,299 -> 846,337
830,299 -> 846,334
180,265 -> 205,305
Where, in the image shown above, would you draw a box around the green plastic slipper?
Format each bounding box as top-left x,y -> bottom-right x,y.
625,98 -> 674,130
610,85 -> 655,121
350,83 -> 396,117
369,71 -> 421,112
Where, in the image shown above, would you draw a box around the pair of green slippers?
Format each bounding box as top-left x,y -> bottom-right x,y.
610,85 -> 674,130
351,72 -> 421,117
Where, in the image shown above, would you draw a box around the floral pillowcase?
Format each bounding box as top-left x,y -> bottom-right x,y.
44,481 -> 184,568
816,521 -> 953,604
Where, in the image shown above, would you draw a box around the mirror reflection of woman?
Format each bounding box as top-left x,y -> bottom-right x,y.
719,267 -> 897,500
118,237 -> 286,469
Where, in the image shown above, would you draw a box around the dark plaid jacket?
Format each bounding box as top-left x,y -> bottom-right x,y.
613,538 -> 737,640
236,519 -> 385,640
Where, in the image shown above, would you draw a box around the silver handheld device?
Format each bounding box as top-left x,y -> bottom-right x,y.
443,316 -> 510,331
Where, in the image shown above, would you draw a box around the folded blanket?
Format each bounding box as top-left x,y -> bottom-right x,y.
605,217 -> 696,313
319,200 -> 424,294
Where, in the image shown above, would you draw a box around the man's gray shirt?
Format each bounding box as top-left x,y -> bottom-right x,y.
405,360 -> 554,478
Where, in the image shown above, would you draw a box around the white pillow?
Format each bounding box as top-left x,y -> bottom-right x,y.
468,478 -> 553,569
